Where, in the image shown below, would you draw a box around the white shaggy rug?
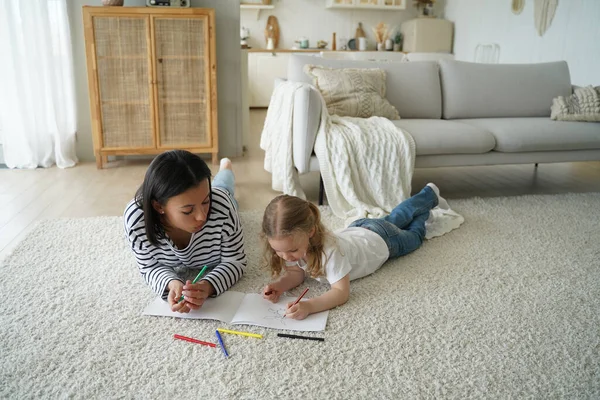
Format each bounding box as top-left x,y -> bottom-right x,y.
1,193 -> 599,399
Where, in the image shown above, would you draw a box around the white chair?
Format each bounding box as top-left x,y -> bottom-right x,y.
474,43 -> 500,63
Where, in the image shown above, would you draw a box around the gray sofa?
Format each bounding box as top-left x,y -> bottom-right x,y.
284,55 -> 600,198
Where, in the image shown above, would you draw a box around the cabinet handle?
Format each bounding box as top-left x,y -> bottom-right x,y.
158,58 -> 163,63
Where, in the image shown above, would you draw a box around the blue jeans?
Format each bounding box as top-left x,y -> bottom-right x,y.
212,169 -> 238,207
349,186 -> 438,259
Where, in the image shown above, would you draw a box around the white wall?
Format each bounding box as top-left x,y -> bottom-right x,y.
444,0 -> 600,85
67,0 -> 242,162
241,0 -> 434,51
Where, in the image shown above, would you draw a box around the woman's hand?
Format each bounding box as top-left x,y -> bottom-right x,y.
167,280 -> 189,313
262,283 -> 282,303
168,279 -> 214,313
181,280 -> 214,310
285,300 -> 312,320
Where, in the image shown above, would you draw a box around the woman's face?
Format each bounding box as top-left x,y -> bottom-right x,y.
154,179 -> 211,234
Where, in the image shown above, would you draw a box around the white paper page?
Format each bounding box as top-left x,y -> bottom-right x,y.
231,293 -> 329,332
142,291 -> 246,323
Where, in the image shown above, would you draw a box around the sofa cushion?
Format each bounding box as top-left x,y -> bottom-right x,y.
392,119 -> 496,155
456,118 -> 600,152
304,65 -> 399,119
288,54 -> 442,119
440,60 -> 572,119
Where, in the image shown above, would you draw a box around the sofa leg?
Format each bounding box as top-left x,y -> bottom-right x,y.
535,163 -> 539,168
318,174 -> 324,206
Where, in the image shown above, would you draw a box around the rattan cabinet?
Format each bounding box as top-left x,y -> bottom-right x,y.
83,7 -> 218,168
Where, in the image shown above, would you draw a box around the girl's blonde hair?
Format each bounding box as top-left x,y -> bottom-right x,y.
261,195 -> 328,278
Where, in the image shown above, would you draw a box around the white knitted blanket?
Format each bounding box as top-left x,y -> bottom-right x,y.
261,81 -> 463,236
314,109 -> 415,223
261,81 -> 415,218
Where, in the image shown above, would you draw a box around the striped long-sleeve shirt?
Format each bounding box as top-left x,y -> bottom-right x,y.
123,187 -> 247,301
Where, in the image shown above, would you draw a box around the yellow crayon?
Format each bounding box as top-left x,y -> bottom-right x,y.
217,328 -> 263,339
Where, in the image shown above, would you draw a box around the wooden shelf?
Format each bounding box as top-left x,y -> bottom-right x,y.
240,4 -> 275,20
326,0 -> 406,10
240,4 -> 274,9
247,49 -> 322,53
327,4 -> 406,10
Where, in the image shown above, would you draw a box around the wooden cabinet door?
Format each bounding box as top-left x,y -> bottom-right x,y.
92,15 -> 154,149
152,15 -> 213,149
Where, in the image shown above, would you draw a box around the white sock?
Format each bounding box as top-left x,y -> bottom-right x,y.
220,158 -> 232,170
426,183 -> 450,210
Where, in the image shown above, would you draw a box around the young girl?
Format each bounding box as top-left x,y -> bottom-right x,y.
124,150 -> 247,313
261,183 -> 449,320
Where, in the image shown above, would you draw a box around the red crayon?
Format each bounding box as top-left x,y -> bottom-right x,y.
284,287 -> 309,318
173,334 -> 216,348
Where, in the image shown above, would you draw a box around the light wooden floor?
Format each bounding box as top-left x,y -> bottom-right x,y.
1,109 -> 599,260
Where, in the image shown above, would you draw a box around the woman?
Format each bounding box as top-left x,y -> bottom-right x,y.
124,150 -> 246,313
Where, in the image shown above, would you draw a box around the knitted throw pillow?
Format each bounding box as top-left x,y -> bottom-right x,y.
550,85 -> 600,122
304,64 -> 400,120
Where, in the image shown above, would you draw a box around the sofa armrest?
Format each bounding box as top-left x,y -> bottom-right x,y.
292,85 -> 322,174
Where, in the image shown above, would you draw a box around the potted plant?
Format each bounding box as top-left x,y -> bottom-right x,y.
372,22 -> 391,51
393,32 -> 403,52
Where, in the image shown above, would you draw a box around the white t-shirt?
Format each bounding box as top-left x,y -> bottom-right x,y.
290,227 -> 389,285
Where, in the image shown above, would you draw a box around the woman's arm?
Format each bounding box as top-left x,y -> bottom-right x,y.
124,211 -> 180,301
200,207 -> 247,296
129,239 -> 181,300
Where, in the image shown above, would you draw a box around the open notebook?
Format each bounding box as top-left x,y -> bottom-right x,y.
143,291 -> 329,332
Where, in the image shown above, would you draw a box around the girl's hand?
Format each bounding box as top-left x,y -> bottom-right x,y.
262,283 -> 282,303
285,300 -> 312,320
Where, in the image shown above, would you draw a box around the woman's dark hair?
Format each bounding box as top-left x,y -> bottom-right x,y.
135,150 -> 212,246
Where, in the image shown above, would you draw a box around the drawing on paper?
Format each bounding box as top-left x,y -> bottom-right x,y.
264,307 -> 287,324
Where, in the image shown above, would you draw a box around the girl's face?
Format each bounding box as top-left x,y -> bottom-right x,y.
153,179 -> 211,234
268,230 -> 313,263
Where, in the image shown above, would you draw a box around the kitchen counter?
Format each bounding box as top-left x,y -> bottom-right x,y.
246,48 -> 326,53
245,48 -> 409,54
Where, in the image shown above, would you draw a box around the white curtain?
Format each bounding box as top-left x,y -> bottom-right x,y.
0,0 -> 77,169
